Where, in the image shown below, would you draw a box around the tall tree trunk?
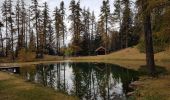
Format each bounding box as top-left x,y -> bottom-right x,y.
0,27 -> 4,56
25,17 -> 28,51
105,15 -> 108,54
62,16 -> 65,58
144,13 -> 156,75
36,12 -> 38,51
10,17 -> 14,61
16,7 -> 20,57
9,5 -> 14,61
5,14 -> 8,57
143,0 -> 156,75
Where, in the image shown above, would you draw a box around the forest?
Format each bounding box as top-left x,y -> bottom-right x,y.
0,0 -> 169,58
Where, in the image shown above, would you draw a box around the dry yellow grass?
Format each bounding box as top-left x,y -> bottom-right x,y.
0,52 -> 63,63
70,47 -> 170,61
69,47 -> 170,70
136,76 -> 170,100
0,72 -> 77,100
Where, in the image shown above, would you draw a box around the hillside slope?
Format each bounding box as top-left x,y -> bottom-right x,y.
71,47 -> 170,61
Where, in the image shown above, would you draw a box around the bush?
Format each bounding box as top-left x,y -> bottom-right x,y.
18,49 -> 35,62
138,65 -> 168,76
137,31 -> 170,53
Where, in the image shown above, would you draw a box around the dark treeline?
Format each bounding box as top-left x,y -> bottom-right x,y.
0,0 -> 170,74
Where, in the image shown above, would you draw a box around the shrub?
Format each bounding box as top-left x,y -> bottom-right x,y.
137,31 -> 170,53
17,49 -> 35,62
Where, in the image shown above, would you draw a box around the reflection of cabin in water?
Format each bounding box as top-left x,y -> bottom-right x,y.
95,46 -> 106,55
94,63 -> 107,71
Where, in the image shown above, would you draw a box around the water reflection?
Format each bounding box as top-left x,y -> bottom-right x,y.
0,67 -> 20,74
20,62 -> 138,100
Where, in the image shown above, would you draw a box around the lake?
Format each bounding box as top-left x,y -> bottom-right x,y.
1,62 -> 139,100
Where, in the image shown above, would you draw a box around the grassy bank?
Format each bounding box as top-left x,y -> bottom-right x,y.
0,72 -> 77,100
0,53 -> 63,63
133,76 -> 170,100
70,47 -> 170,62
0,47 -> 170,100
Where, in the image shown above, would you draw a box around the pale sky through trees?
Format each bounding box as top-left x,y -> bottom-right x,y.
0,0 -> 135,44
0,0 -> 115,44
0,0 -> 115,19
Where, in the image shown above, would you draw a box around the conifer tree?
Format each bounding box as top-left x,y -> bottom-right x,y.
136,0 -> 155,75
69,0 -> 82,56
60,1 -> 66,49
30,0 -> 40,58
0,22 -> 4,56
120,0 -> 133,48
1,0 -> 8,57
100,0 -> 110,51
42,2 -> 50,51
54,7 -> 62,54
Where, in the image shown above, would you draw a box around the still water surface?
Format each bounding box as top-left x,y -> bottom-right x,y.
18,62 -> 139,100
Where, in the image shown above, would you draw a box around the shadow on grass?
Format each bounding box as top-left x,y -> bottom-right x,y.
138,65 -> 168,76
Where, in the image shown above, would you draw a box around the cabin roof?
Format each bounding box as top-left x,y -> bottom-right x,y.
95,46 -> 106,52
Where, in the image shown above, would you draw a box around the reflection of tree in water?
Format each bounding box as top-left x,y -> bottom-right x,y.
55,63 -> 67,92
71,63 -> 86,98
95,63 -> 108,100
110,64 -> 139,94
20,62 -> 138,100
95,63 -> 118,100
71,63 -> 138,100
36,63 -> 67,92
20,65 -> 37,82
36,64 -> 55,87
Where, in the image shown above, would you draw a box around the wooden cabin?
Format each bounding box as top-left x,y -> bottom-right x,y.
95,46 -> 106,55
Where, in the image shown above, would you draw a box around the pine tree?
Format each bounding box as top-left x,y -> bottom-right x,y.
120,0 -> 133,48
60,1 -> 67,57
37,9 -> 44,58
113,0 -> 122,24
47,20 -> 55,55
0,21 -> 4,56
28,6 -> 36,52
113,0 -> 122,49
30,0 -> 40,58
7,0 -> 15,60
136,0 -> 155,75
69,0 -> 82,56
1,0 -> 9,57
54,6 -> 62,54
21,0 -> 26,49
81,8 -> 91,55
60,1 -> 66,48
90,11 -> 96,54
69,0 -> 76,36
15,0 -> 21,57
95,20 -> 104,49
42,2 -> 50,52
100,0 -> 110,52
